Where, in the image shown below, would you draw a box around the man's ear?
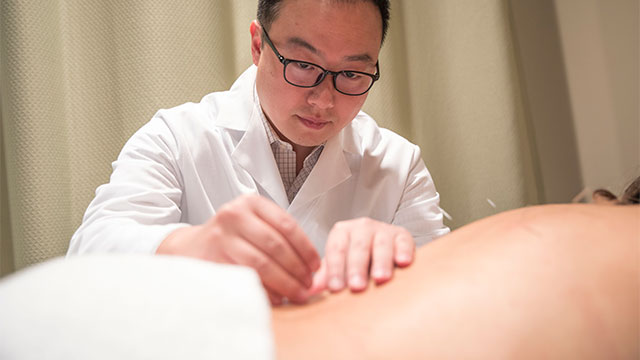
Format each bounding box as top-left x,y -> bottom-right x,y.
250,20 -> 262,66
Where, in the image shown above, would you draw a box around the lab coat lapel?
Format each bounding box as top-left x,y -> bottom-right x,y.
290,131 -> 351,211
217,66 -> 288,208
231,106 -> 289,209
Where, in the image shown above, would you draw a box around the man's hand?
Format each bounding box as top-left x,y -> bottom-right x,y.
156,194 -> 320,305
310,218 -> 415,294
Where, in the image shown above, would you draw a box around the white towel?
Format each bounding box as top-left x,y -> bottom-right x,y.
0,254 -> 274,360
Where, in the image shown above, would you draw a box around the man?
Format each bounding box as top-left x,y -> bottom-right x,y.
68,0 -> 449,305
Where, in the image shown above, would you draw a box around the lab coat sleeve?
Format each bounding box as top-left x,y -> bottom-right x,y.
67,113 -> 190,255
392,144 -> 450,246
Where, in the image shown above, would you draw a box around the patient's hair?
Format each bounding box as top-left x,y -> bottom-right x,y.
593,176 -> 640,205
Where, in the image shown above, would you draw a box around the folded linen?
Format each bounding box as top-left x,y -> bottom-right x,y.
0,254 -> 274,360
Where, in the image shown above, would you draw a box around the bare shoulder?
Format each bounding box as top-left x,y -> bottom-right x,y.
411,203 -> 639,276
449,203 -> 638,242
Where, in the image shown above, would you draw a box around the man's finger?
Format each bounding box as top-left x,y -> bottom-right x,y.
371,230 -> 394,284
346,227 -> 373,292
394,230 -> 415,267
233,211 -> 312,287
266,288 -> 283,306
223,238 -> 310,303
308,258 -> 328,295
325,224 -> 349,292
247,195 -> 321,272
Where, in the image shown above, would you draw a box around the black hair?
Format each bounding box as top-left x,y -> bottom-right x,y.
593,176 -> 640,205
257,0 -> 390,45
620,176 -> 640,204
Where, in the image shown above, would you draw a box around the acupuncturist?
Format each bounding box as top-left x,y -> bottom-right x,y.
67,0 -> 449,305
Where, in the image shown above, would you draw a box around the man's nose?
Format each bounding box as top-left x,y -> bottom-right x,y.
307,75 -> 335,110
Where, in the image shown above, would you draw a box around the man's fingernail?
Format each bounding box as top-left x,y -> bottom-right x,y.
396,254 -> 410,264
372,268 -> 387,279
349,274 -> 366,289
328,277 -> 344,291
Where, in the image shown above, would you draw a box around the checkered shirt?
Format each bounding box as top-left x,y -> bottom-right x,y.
258,106 -> 324,204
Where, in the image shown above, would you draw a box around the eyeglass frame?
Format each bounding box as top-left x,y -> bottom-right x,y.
260,25 -> 381,96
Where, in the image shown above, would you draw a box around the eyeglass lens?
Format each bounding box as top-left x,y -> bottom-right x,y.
285,61 -> 374,95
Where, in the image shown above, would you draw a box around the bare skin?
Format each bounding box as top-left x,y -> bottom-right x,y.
272,204 -> 639,359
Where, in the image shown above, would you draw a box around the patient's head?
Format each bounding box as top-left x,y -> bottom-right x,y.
592,176 -> 640,205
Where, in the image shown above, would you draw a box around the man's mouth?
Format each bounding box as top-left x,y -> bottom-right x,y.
297,115 -> 329,130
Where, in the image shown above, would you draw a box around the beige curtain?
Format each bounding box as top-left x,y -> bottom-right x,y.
0,0 -> 541,276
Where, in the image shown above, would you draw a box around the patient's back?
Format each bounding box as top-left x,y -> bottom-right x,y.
272,204 -> 639,360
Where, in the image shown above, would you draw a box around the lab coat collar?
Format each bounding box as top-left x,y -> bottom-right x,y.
226,65 -> 352,209
213,66 -> 258,131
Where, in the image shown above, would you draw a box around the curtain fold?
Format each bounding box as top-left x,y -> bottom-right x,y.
373,0 -> 539,224
1,0 -> 73,272
0,0 -> 538,275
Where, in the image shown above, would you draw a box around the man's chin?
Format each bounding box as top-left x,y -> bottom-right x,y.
288,135 -> 328,150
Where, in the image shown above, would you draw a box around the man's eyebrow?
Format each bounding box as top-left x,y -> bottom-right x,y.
344,53 -> 374,63
287,37 -> 318,54
286,36 -> 375,64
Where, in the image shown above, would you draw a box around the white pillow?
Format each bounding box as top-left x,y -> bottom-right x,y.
0,255 -> 274,360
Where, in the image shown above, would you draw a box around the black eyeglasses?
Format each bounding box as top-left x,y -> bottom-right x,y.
261,26 -> 380,96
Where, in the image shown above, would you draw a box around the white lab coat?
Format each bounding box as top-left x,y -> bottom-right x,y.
68,66 -> 448,256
